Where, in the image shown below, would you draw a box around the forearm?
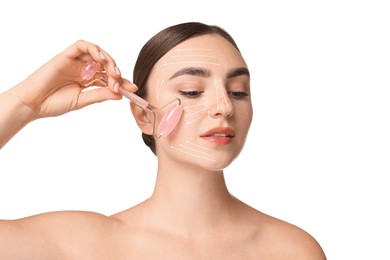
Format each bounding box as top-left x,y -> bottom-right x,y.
0,40 -> 130,149
0,86 -> 36,149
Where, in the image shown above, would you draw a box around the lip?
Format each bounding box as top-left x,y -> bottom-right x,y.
200,127 -> 236,144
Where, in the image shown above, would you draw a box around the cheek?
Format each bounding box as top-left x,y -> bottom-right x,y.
180,98 -> 208,129
240,103 -> 253,125
156,98 -> 208,149
233,102 -> 253,137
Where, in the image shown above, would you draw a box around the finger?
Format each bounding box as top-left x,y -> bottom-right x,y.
107,77 -> 138,94
64,40 -> 105,62
64,40 -> 121,79
97,49 -> 122,79
75,87 -> 122,110
121,78 -> 138,92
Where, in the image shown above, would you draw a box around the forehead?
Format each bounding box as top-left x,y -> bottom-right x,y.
151,34 -> 247,79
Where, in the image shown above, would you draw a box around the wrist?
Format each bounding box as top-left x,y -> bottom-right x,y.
0,87 -> 37,132
0,87 -> 34,148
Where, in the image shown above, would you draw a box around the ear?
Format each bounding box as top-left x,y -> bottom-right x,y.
130,102 -> 154,135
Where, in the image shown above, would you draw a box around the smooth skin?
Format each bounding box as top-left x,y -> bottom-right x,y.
0,38 -> 326,259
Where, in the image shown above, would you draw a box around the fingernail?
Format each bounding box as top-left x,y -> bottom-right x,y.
131,82 -> 138,91
115,66 -> 121,76
113,82 -> 119,93
99,51 -> 105,60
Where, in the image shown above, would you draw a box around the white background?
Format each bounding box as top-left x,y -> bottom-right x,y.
0,0 -> 389,259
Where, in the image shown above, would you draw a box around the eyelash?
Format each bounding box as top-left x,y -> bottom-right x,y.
178,90 -> 249,99
179,90 -> 203,98
228,91 -> 249,99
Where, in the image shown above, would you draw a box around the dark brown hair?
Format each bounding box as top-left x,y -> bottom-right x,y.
133,22 -> 240,155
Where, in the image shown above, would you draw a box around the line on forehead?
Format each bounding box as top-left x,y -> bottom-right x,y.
170,55 -> 216,59
163,61 -> 220,66
176,48 -> 213,52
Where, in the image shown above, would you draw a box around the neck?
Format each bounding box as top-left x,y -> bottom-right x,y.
146,159 -> 237,237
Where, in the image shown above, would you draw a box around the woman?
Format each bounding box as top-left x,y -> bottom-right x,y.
0,22 -> 326,259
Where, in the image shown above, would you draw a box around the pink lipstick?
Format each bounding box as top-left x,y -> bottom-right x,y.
200,127 -> 235,144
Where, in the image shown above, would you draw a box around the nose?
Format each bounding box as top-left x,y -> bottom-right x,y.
208,80 -> 233,119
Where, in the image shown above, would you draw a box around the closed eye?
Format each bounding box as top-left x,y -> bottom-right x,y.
179,90 -> 203,98
229,91 -> 249,99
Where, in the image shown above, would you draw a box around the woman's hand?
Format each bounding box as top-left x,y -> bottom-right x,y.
0,40 -> 136,149
14,39 -> 136,119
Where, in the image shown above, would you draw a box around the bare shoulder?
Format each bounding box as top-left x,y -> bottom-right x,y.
0,210 -> 122,258
249,209 -> 327,259
27,210 -> 122,244
16,210 -> 119,234
266,216 -> 326,259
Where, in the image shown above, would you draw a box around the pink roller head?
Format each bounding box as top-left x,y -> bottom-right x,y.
80,61 -> 183,138
81,60 -> 99,81
157,104 -> 183,137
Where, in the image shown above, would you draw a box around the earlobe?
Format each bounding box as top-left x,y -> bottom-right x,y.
130,102 -> 154,135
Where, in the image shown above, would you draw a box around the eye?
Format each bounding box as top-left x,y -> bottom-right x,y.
229,91 -> 249,99
179,90 -> 203,98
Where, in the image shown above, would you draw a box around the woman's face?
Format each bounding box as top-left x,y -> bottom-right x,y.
146,34 -> 252,171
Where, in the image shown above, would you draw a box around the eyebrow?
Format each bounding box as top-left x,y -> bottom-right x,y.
227,67 -> 250,79
169,67 -> 211,80
169,66 -> 250,80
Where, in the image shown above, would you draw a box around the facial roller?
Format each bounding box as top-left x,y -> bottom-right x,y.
81,61 -> 183,138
